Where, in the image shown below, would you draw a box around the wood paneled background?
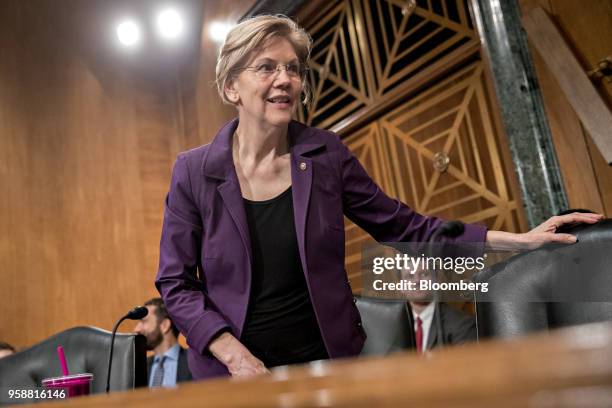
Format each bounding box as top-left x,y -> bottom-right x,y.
519,0 -> 612,215
0,0 -> 253,349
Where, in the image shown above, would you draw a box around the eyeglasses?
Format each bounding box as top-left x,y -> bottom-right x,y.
236,62 -> 309,80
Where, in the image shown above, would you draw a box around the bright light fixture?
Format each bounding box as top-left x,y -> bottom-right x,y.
209,22 -> 234,43
116,20 -> 141,47
156,9 -> 184,39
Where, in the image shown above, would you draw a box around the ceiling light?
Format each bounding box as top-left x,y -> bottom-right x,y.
156,9 -> 184,39
116,20 -> 141,47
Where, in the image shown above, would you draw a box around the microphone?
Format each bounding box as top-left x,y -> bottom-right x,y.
428,221 -> 465,350
125,306 -> 148,320
105,306 -> 148,393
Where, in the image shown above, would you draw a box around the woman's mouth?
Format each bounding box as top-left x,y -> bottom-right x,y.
266,95 -> 292,108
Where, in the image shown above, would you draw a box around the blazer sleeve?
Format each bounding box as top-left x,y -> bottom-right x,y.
338,140 -> 487,245
156,154 -> 231,355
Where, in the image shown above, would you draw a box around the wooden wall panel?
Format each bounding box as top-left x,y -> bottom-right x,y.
0,0 -> 171,349
519,0 -> 612,215
0,0 -> 253,349
544,0 -> 612,109
192,1 -> 255,146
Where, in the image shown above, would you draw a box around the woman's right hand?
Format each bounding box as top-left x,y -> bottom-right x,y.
208,332 -> 269,378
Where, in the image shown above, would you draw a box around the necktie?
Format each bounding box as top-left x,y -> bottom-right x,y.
151,355 -> 166,387
415,317 -> 423,353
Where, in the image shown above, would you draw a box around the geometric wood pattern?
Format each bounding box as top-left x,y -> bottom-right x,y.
298,0 -> 478,129
343,61 -> 526,288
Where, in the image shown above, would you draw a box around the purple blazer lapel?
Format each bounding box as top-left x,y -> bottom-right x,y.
289,121 -> 326,278
291,151 -> 312,277
202,119 -> 253,272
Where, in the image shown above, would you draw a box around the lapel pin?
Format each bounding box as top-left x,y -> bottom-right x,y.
299,162 -> 307,171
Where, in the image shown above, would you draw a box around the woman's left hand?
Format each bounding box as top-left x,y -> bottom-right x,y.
486,212 -> 604,251
524,212 -> 603,246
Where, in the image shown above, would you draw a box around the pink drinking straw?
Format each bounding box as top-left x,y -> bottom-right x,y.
56,346 -> 70,376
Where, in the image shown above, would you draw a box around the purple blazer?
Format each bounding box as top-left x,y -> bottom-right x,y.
156,118 -> 487,379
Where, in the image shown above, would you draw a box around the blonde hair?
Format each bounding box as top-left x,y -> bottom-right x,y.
215,15 -> 312,106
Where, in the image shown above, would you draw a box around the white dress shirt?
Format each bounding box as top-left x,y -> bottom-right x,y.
411,302 -> 435,352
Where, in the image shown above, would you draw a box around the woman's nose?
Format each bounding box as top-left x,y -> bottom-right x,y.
273,67 -> 292,84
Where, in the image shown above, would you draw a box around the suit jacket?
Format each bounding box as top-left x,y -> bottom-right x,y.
146,346 -> 192,384
155,118 -> 487,379
426,303 -> 477,349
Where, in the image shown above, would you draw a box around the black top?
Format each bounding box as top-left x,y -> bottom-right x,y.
241,187 -> 328,367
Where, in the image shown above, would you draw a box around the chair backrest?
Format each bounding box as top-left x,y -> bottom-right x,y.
475,219 -> 612,338
0,326 -> 147,396
355,296 -> 415,355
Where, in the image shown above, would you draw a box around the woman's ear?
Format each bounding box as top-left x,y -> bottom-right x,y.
225,79 -> 240,104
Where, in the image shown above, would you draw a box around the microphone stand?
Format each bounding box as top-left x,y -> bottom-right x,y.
106,315 -> 128,393
106,306 -> 148,393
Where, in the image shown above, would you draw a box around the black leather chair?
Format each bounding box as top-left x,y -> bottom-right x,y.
0,326 -> 147,401
474,219 -> 612,338
355,296 -> 415,355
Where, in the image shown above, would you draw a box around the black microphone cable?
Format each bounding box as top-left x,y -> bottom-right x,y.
105,306 -> 148,393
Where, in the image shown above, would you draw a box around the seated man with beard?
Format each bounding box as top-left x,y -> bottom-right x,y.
135,298 -> 192,387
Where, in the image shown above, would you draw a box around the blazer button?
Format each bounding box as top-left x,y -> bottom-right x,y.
353,297 -> 357,304
357,322 -> 362,327
299,162 -> 307,171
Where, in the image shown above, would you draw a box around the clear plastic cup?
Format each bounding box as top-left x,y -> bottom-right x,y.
42,373 -> 94,398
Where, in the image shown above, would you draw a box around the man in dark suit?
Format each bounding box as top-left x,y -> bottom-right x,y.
134,298 -> 192,387
403,268 -> 476,352
408,301 -> 476,352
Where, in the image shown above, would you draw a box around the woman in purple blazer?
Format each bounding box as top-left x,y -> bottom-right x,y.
155,15 -> 602,380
